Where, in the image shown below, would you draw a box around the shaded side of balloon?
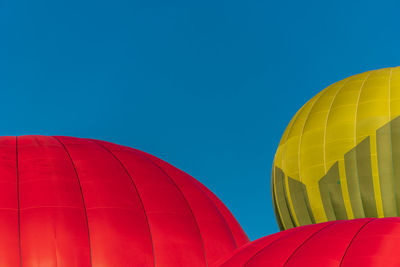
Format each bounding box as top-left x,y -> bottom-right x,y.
273,116 -> 400,230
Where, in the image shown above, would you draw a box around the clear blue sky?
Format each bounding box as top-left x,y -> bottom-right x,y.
2,0 -> 400,240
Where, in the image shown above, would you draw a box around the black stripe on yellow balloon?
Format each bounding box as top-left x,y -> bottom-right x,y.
271,167 -> 285,231
377,116 -> 400,217
273,167 -> 295,229
319,162 -> 348,220
287,177 -> 315,225
344,137 -> 378,218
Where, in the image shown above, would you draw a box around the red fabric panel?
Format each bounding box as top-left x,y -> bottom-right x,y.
55,136 -> 154,266
285,218 -> 373,267
219,218 -> 400,267
0,137 -> 19,266
137,149 -> 240,265
190,178 -> 250,247
341,218 -> 400,267
18,136 -> 91,266
92,140 -> 207,266
217,227 -> 299,267
245,221 -> 335,266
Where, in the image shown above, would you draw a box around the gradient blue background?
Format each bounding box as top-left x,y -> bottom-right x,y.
2,0 -> 400,240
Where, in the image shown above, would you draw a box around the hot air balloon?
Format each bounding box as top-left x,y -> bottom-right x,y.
216,217 -> 400,267
0,135 -> 248,266
272,67 -> 400,230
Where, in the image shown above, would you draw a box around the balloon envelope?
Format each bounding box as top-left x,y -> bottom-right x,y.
217,217 -> 400,267
0,135 -> 248,266
272,67 -> 400,230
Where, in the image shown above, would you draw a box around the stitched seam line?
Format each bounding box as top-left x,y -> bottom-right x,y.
136,150 -> 209,267
339,218 -> 376,266
89,139 -> 156,266
53,136 -> 93,267
283,221 -> 341,266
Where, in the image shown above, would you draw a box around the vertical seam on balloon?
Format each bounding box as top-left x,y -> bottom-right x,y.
339,218 -> 376,266
298,89 -> 328,184
323,77 -> 352,173
183,171 -> 241,248
88,140 -> 156,266
16,136 -> 22,267
354,72 -> 372,146
52,136 -> 93,267
136,151 -> 209,267
282,221 -> 341,266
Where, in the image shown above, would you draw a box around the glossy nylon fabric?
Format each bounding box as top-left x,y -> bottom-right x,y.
272,67 -> 400,230
0,135 -> 248,266
217,217 -> 400,267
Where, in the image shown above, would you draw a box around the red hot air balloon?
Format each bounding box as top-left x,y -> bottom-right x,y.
0,135 -> 248,266
216,217 -> 400,267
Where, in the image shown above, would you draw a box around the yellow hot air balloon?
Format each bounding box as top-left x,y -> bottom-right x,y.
272,67 -> 400,230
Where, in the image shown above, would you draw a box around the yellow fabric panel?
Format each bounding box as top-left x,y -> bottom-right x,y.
390,68 -> 400,119
274,108 -> 303,170
282,96 -> 320,180
355,69 -> 390,143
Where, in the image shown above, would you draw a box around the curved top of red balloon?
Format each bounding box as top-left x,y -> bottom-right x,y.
0,135 -> 248,266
